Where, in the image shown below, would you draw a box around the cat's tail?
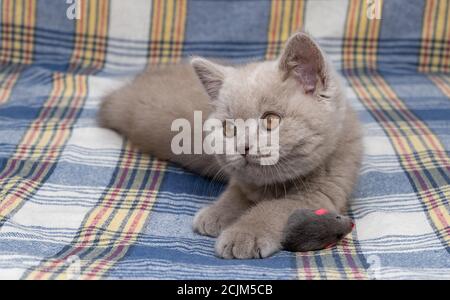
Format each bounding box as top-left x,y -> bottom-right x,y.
97,64 -> 221,178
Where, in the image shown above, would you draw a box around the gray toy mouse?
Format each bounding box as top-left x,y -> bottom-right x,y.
282,208 -> 355,252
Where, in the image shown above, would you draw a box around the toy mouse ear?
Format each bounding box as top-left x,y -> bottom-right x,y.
314,208 -> 329,216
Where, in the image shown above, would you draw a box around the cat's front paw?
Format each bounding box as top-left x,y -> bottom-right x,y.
193,206 -> 232,237
215,225 -> 281,259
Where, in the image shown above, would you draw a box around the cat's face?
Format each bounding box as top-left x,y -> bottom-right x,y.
192,33 -> 346,186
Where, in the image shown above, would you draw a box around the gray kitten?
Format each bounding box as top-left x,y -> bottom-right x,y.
98,32 -> 363,259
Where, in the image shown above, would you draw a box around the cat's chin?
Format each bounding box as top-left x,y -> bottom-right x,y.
215,154 -> 315,186
221,162 -> 299,186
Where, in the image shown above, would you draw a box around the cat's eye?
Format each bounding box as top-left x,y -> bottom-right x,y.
223,120 -> 236,137
262,112 -> 281,131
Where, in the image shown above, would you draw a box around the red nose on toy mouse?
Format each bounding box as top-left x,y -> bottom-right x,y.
281,208 -> 354,252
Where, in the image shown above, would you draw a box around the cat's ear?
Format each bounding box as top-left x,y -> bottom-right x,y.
191,57 -> 226,100
279,32 -> 327,94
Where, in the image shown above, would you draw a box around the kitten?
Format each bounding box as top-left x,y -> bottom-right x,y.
98,32 -> 363,259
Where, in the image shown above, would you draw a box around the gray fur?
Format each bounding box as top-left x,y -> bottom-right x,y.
98,32 -> 363,259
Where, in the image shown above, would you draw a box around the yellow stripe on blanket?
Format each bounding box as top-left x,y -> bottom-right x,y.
25,143 -> 166,280
149,0 -> 188,64
69,0 -> 110,73
419,0 -> 450,73
266,0 -> 305,60
0,0 -> 36,65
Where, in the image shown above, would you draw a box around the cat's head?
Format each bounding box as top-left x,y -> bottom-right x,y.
191,32 -> 347,186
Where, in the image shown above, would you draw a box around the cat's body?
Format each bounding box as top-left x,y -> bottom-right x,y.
99,33 -> 363,259
98,63 -> 218,177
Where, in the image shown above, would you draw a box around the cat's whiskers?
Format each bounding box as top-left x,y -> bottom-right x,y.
276,156 -> 312,194
272,162 -> 288,200
203,160 -> 235,198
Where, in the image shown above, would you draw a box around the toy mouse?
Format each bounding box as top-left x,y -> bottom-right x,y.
282,208 -> 354,252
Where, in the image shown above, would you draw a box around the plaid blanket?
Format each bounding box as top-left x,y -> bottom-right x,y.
0,0 -> 449,280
